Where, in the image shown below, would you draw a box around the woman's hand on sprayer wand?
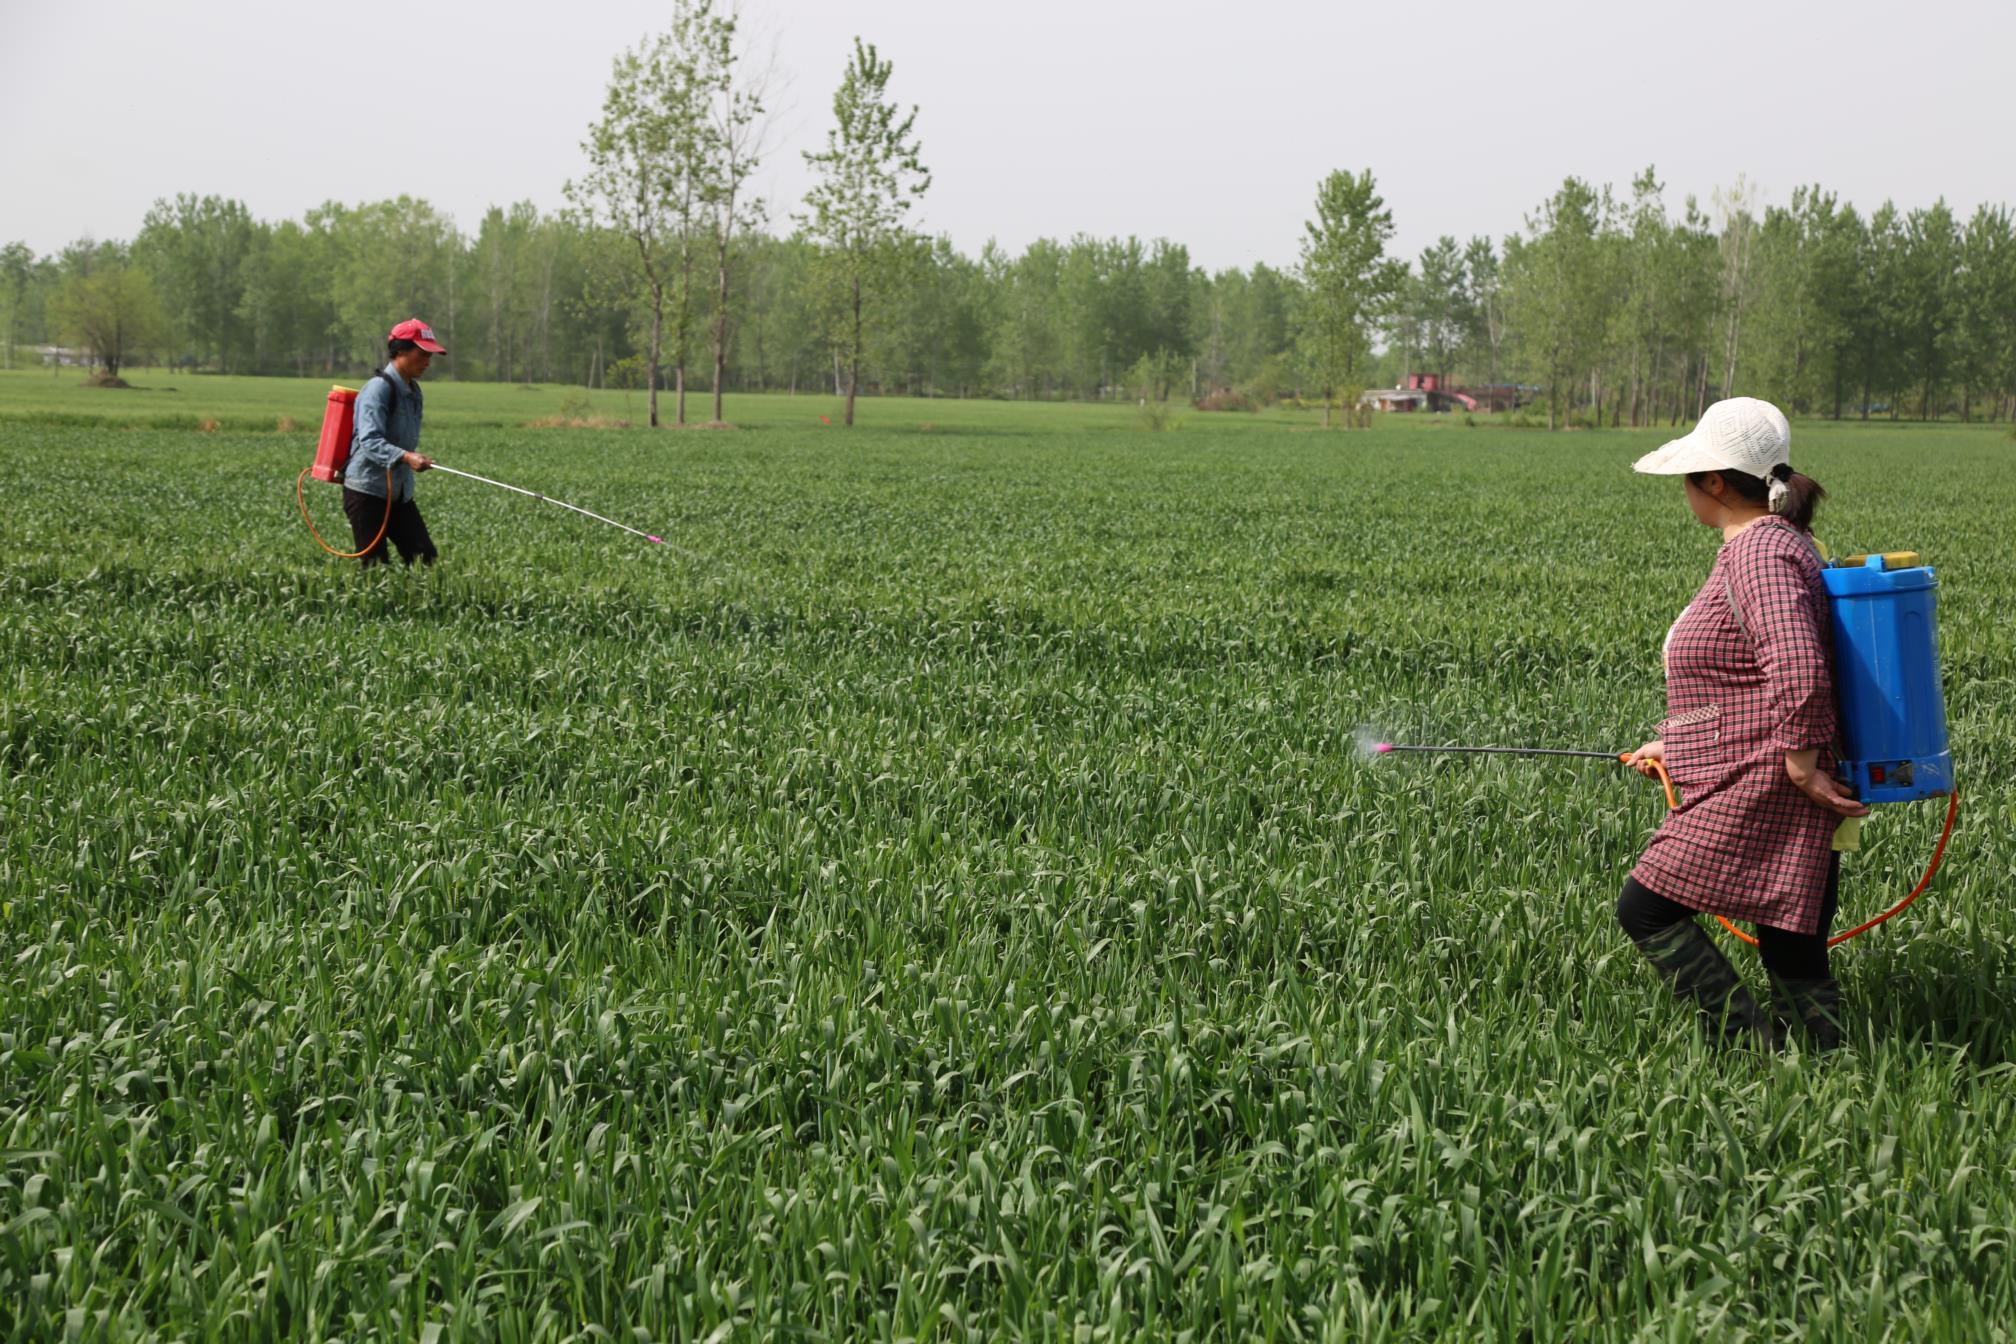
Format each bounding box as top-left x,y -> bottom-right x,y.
1785,749 -> 1871,817
1624,741 -> 1664,779
402,451 -> 433,472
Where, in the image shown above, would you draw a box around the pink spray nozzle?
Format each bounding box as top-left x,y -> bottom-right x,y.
1373,742 -> 1394,754
646,535 -> 663,544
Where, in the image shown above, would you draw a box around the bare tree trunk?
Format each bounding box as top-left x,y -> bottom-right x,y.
648,285 -> 663,429
1652,336 -> 1667,426
445,247 -> 457,382
1722,310 -> 1742,397
537,264 -> 555,384
712,222 -> 731,423
674,227 -> 694,426
846,274 -> 861,427
673,288 -> 688,425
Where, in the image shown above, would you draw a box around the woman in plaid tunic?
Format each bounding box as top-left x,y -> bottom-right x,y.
1616,399 -> 1868,1050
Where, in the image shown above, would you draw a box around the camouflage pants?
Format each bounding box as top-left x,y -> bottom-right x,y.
1629,917 -> 1777,1048
1618,876 -> 1843,1051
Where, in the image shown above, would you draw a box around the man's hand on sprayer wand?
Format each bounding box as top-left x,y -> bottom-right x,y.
403,451 -> 433,472
1625,740 -> 1664,779
1786,749 -> 1871,817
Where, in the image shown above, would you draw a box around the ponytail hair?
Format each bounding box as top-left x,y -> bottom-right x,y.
1688,464 -> 1826,531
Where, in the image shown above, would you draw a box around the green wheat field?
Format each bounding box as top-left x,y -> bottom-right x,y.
3,372 -> 2013,1339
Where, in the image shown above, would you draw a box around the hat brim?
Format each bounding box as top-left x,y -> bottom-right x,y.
413,339 -> 447,354
1632,428 -> 1728,476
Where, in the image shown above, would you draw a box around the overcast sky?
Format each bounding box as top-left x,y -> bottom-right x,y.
3,0 -> 2009,272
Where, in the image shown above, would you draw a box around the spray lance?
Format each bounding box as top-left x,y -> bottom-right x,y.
424,464 -> 663,544
1372,550 -> 1960,948
1371,742 -> 1682,808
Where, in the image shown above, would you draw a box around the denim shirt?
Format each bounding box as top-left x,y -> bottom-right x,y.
343,367 -> 424,501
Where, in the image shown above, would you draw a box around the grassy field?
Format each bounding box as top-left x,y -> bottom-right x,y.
3,376 -> 2013,1339
0,368 -> 1282,435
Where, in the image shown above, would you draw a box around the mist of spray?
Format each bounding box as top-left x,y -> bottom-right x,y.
1350,726 -> 1394,761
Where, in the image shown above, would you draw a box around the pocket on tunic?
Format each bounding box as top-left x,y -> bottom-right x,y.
1660,704 -> 1725,786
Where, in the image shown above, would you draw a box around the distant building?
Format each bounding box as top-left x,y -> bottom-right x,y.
1362,373 -> 1472,413
1360,374 -> 1539,414
1361,386 -> 1431,412
34,345 -> 92,367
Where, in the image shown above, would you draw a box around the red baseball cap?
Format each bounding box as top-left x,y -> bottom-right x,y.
388,318 -> 447,354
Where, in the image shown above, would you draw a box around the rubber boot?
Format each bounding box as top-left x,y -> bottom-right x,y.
1632,920 -> 1778,1050
1770,977 -> 1844,1053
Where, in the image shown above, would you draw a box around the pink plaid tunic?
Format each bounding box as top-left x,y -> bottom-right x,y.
1632,516 -> 1840,935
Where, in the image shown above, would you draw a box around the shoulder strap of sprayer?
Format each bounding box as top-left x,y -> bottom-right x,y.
1721,526 -> 1828,645
372,367 -> 402,417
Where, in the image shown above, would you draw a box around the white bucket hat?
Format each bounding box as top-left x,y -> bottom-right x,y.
1633,396 -> 1793,511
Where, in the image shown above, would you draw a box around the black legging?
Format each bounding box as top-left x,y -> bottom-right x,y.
1617,853 -> 1840,981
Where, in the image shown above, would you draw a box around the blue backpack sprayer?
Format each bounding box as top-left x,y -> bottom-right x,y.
1379,548 -> 1959,948
1821,552 -> 1951,802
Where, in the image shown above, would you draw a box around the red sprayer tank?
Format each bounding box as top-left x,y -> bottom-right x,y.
310,385 -> 358,483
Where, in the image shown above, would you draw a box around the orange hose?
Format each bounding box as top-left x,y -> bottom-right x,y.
1620,751 -> 1681,810
1626,752 -> 1958,948
297,465 -> 392,559
1816,788 -> 1959,946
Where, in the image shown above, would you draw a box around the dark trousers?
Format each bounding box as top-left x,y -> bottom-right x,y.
1617,853 -> 1840,982
342,487 -> 437,568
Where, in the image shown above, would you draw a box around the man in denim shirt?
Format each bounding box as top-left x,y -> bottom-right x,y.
343,318 -> 444,567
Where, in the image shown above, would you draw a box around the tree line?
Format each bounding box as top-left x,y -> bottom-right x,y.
4,6 -> 2013,426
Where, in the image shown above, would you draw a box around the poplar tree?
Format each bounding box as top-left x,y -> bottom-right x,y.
1291,169 -> 1404,428
1402,235 -> 1472,378
1,242 -> 34,369
1953,205 -> 2016,421
798,38 -> 930,427
132,194 -> 256,372
695,3 -> 769,425
568,21 -> 708,428
1501,178 -> 1611,430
